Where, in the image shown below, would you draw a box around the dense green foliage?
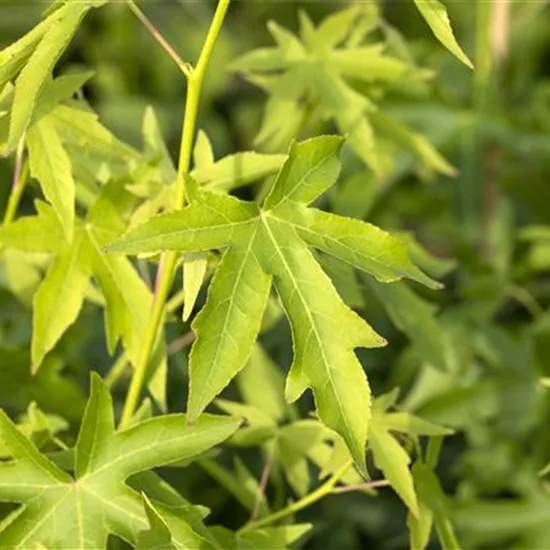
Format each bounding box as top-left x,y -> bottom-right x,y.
1,1 -> 550,548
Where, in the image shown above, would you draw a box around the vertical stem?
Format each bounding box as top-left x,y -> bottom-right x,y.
119,0 -> 231,427
3,137 -> 28,226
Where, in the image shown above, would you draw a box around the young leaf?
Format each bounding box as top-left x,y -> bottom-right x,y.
107,136 -> 438,473
0,373 -> 240,548
183,252 -> 208,322
1,185 -> 156,382
51,103 -> 139,162
5,2 -> 93,152
0,7 -> 58,92
136,495 -> 177,550
414,0 -> 474,69
232,7 -> 453,177
31,232 -> 91,372
369,421 -> 419,517
26,113 -> 76,239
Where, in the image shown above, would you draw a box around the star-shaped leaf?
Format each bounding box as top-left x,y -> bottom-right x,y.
107,135 -> 439,473
0,373 -> 240,549
231,7 -> 455,178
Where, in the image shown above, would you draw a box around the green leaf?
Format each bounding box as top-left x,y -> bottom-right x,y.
136,495 -> 177,550
51,103 -> 139,161
182,252 -> 208,322
232,8 -> 453,177
278,202 -> 440,288
414,462 -> 460,549
369,419 -> 419,516
193,130 -> 215,167
278,420 -> 326,496
33,70 -> 95,120
0,8 -> 58,92
237,344 -> 287,423
31,232 -> 91,371
188,236 -> 272,419
329,46 -> 410,82
264,136 -> 344,208
108,136 -> 437,473
0,200 -> 65,253
5,3 -> 92,152
194,151 -> 288,193
368,279 -> 448,371
1,185 -> 158,383
369,111 -> 457,177
414,0 -> 474,69
0,373 -> 240,548
237,524 -> 311,549
211,524 -> 311,550
382,412 -> 453,437
26,113 -> 76,240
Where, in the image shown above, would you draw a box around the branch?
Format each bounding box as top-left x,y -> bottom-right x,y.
119,0 -> 231,427
126,0 -> 192,77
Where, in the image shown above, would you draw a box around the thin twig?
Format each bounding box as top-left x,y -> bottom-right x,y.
166,331 -> 196,355
250,446 -> 276,522
239,461 -> 352,533
126,0 -> 192,77
105,353 -> 129,389
331,479 -> 390,495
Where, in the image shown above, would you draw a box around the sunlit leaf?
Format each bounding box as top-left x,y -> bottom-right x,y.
108,137 -> 437,473
0,374 -> 240,548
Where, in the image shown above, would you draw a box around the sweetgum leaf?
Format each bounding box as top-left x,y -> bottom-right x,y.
370,420 -> 419,517
107,136 -> 438,473
0,7 -> 58,92
26,112 -> 76,240
136,495 -> 177,550
210,524 -> 311,550
5,2 -> 93,152
414,0 -> 474,69
232,7 -> 454,177
0,185 -> 157,387
0,373 -> 240,548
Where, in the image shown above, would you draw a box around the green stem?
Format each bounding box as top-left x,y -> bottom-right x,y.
238,461 -> 352,533
105,289 -> 188,391
126,0 -> 192,77
105,353 -> 129,389
3,138 -> 28,226
119,0 -> 230,427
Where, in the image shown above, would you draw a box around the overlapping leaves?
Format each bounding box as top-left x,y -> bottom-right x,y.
108,135 -> 439,472
231,4 -> 456,178
0,182 -> 152,377
0,0 -> 108,154
0,373 -> 241,548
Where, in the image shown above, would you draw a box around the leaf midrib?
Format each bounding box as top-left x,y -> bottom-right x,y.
260,214 -> 354,451
192,221 -> 263,413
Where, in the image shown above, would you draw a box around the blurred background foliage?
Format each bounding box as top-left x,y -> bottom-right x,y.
2,1 -> 550,548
